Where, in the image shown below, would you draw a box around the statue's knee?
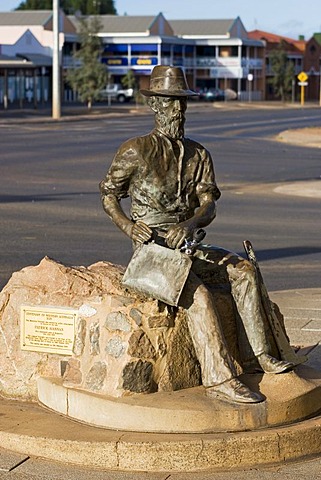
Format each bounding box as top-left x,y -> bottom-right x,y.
240,259 -> 256,276
227,258 -> 256,283
196,282 -> 213,303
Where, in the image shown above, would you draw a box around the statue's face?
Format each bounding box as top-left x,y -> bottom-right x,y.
151,96 -> 187,140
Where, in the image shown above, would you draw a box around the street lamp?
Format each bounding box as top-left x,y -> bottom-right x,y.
52,0 -> 61,119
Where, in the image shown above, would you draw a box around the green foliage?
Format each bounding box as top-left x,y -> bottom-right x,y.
121,70 -> 145,104
66,16 -> 107,108
16,0 -> 51,7
121,70 -> 144,105
121,70 -> 138,91
15,0 -> 117,15
314,33 -> 321,46
269,41 -> 295,102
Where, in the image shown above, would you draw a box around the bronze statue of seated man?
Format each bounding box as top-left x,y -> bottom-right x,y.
99,65 -> 298,404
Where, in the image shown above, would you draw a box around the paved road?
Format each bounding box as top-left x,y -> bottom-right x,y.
1,105 -> 320,291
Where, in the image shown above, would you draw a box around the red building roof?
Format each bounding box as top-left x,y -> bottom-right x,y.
248,29 -> 306,53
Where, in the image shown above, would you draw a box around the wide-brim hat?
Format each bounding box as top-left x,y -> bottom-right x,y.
140,65 -> 198,97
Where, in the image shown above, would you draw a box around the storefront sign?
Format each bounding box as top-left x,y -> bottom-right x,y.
102,57 -> 128,66
131,57 -> 158,66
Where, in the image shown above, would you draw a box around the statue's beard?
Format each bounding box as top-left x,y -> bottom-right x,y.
156,112 -> 185,140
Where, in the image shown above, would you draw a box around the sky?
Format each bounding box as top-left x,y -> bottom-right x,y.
2,0 -> 321,40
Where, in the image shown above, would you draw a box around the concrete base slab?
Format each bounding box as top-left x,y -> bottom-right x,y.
1,398 -> 321,472
37,363 -> 321,433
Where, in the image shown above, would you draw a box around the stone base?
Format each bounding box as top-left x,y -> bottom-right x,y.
2,396 -> 321,472
37,363 -> 321,433
0,257 -> 297,403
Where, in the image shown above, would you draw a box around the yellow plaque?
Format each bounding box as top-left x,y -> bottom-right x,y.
21,306 -> 78,355
297,71 -> 308,82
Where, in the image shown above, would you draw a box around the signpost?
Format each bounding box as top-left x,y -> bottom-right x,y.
297,71 -> 308,106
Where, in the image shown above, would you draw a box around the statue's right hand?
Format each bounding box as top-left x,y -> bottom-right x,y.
131,221 -> 153,244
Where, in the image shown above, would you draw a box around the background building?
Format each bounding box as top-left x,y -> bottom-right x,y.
0,10 -> 320,107
0,10 -> 74,106
67,13 -> 265,101
249,30 -> 321,101
170,17 -> 265,100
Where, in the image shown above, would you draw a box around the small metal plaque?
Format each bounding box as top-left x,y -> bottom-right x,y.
21,306 -> 78,355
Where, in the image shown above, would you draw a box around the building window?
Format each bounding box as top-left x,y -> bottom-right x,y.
104,44 -> 128,54
173,45 -> 183,54
162,44 -> 171,55
219,46 -> 238,57
196,46 -> 215,57
310,45 -> 317,55
131,44 -> 157,55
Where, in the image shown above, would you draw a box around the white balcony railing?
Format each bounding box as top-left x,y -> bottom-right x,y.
62,54 -> 264,71
241,58 -> 264,69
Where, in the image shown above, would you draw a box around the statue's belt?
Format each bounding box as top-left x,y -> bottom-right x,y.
131,210 -> 194,226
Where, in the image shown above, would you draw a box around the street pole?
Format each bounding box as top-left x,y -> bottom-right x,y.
301,84 -> 305,107
52,0 -> 61,119
319,67 -> 321,107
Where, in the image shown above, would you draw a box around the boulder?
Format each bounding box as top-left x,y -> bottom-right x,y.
0,256 -> 283,401
0,258 -> 202,400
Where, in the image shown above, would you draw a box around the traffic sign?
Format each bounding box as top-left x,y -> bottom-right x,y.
298,71 -> 308,82
298,81 -> 308,86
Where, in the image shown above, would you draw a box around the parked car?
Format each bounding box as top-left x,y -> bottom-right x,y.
99,83 -> 134,103
224,88 -> 238,101
201,88 -> 225,102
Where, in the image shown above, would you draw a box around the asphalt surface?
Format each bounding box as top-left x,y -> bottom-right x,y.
0,101 -> 321,479
1,101 -> 321,291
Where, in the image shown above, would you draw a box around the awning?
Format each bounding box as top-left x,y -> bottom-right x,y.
0,54 -> 33,68
16,53 -> 52,66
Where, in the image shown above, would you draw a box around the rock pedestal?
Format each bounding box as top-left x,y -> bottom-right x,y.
0,256 -> 319,435
0,256 -> 239,401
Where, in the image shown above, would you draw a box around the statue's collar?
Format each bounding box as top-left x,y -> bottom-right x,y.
154,129 -> 184,143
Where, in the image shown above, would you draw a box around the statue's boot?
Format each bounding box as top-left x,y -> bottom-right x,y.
257,353 -> 294,374
206,378 -> 264,403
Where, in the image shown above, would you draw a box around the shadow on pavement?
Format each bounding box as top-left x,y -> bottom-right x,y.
0,192 -> 97,203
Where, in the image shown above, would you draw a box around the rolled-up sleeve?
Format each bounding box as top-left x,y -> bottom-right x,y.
99,142 -> 138,199
195,149 -> 221,201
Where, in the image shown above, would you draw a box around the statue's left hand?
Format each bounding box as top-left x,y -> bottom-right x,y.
165,224 -> 194,249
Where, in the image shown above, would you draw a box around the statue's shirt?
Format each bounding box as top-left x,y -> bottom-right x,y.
100,129 -> 221,228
